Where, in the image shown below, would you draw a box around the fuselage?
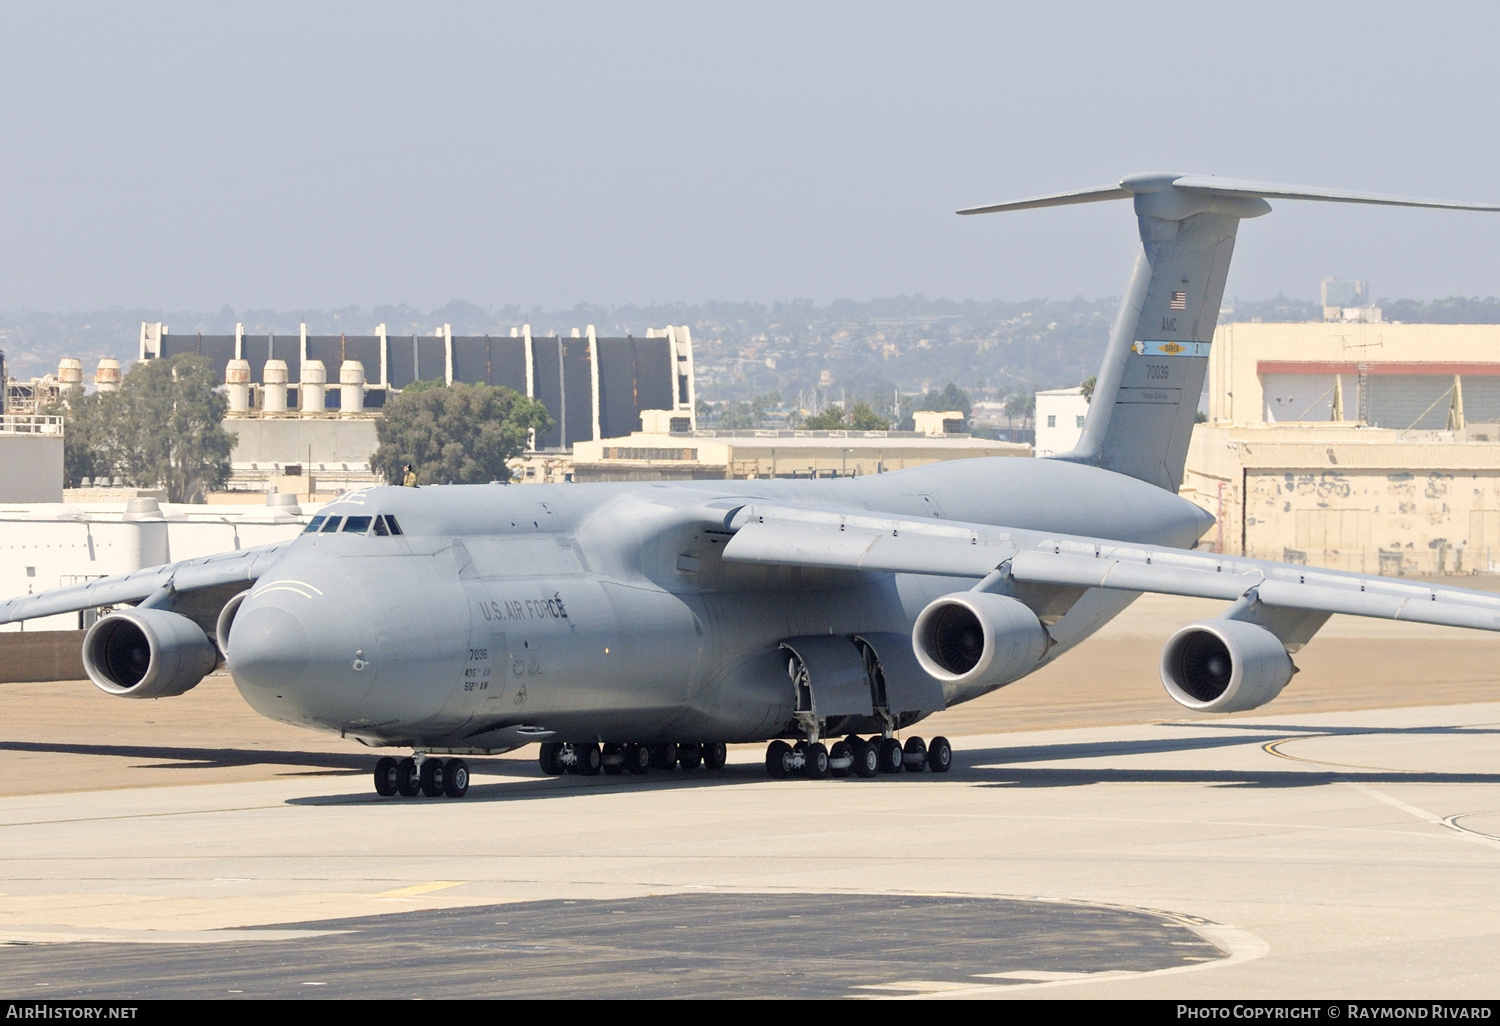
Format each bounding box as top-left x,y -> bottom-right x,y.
224,456 -> 1212,749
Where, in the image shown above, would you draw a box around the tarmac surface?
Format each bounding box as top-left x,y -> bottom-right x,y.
2,590 -> 1499,998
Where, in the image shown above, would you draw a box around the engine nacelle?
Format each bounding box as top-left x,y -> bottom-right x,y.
82,608 -> 218,699
215,589 -> 252,655
912,592 -> 1049,696
1159,618 -> 1294,713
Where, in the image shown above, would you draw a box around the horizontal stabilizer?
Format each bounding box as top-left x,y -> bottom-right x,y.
1170,175 -> 1500,212
961,173 -> 1500,217
957,185 -> 1130,215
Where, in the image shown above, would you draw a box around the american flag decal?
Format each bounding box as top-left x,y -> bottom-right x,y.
1169,291 -> 1188,311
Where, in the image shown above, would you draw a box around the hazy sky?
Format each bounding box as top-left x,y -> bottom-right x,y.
1,2 -> 1497,312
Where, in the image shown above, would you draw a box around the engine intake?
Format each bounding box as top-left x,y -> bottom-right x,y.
82,608 -> 218,699
912,592 -> 1048,697
1159,618 -> 1294,713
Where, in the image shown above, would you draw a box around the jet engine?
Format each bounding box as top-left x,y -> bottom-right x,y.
912,592 -> 1049,696
81,608 -> 219,699
1159,619 -> 1294,713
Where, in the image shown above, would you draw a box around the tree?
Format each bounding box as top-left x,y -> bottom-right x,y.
115,355 -> 234,501
801,401 -> 889,430
373,380 -> 551,485
917,382 -> 972,418
846,401 -> 890,430
718,391 -> 782,430
1003,390 -> 1035,429
48,354 -> 233,501
1080,375 -> 1097,403
44,387 -> 119,488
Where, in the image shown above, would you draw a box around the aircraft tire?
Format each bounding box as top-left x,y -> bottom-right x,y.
538,742 -> 564,776
626,743 -> 652,774
902,736 -> 928,772
703,742 -> 728,771
576,743 -> 602,776
828,740 -> 852,777
878,738 -> 904,774
852,739 -> 880,778
420,758 -> 446,797
650,742 -> 679,771
766,740 -> 792,779
680,752 -> 702,770
601,743 -> 626,775
928,736 -> 953,773
443,758 -> 470,798
373,757 -> 399,796
806,742 -> 830,779
396,757 -> 422,796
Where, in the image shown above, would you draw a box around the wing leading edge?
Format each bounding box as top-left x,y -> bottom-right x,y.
0,541 -> 291,625
720,504 -> 1500,632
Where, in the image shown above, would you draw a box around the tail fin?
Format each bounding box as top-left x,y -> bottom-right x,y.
961,173 -> 1500,491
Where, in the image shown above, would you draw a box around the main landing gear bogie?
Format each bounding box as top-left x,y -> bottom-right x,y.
373,755 -> 470,799
765,735 -> 953,780
538,740 -> 729,779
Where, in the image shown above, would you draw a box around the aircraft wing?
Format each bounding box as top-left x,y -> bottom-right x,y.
720,504 -> 1500,632
0,542 -> 291,625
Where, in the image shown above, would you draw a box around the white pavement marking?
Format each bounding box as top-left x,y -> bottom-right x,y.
0,926 -> 351,945
1345,782 -> 1500,852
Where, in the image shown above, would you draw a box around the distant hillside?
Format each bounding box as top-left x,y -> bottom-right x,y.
5,294 -> 1498,406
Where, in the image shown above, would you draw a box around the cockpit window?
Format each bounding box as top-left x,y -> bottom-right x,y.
383,515 -> 404,535
320,516 -> 343,533
303,515 -> 326,534
372,515 -> 390,536
343,515 -> 373,534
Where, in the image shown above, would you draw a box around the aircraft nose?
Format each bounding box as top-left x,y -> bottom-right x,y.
227,564 -> 375,724
228,600 -> 311,691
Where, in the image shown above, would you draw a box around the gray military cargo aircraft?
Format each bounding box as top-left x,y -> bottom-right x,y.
6,172 -> 1500,799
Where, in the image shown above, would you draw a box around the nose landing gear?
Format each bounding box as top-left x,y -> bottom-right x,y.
373,755 -> 470,798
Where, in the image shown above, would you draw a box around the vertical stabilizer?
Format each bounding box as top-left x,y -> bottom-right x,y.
960,174 -> 1500,491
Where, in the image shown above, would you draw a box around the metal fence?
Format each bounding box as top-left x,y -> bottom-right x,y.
0,414 -> 63,435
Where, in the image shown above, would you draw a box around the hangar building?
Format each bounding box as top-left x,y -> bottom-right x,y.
139,321 -> 697,491
1182,321 -> 1500,575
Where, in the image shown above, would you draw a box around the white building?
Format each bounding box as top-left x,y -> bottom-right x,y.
0,414 -> 64,503
1034,387 -> 1089,457
0,495 -> 315,631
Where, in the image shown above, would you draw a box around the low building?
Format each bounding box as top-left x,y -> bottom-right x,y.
912,410 -> 966,437
1182,321 -> 1500,575
1034,387 -> 1089,457
0,414 -> 63,503
222,416 -> 383,496
570,426 -> 1029,483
